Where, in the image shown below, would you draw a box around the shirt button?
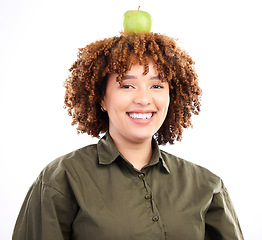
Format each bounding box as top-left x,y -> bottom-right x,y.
152,216 -> 159,222
138,173 -> 145,179
145,194 -> 152,200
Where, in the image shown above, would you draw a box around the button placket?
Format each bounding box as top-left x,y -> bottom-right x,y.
138,173 -> 152,201
134,171 -> 165,238
137,172 -> 162,228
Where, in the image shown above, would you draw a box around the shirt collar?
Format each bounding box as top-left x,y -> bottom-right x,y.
97,132 -> 121,165
97,132 -> 170,174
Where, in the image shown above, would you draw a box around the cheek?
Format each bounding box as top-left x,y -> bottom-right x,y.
166,94 -> 170,108
161,85 -> 170,107
159,92 -> 170,110
158,94 -> 170,120
107,94 -> 129,113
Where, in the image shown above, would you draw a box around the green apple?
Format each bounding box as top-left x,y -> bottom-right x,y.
123,9 -> 152,33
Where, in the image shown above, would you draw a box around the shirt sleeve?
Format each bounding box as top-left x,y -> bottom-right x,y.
12,179 -> 78,240
205,182 -> 244,240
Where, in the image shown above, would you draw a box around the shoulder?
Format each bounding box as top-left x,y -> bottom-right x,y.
36,144 -> 98,195
160,149 -> 222,194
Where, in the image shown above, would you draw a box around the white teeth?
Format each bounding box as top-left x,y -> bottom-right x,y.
128,113 -> 153,120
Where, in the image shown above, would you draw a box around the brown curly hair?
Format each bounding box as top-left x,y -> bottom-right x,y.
64,32 -> 202,145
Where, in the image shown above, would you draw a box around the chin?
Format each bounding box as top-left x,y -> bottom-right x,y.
129,131 -> 155,143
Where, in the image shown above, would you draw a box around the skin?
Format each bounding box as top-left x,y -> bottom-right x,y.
101,61 -> 170,170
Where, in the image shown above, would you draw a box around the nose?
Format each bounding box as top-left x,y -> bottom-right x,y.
133,88 -> 153,106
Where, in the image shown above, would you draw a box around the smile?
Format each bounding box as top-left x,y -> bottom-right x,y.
127,112 -> 154,120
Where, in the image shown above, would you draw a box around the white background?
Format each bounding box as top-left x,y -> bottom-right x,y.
1,0 -> 261,239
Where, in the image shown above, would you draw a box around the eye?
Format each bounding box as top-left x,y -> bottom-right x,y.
151,85 -> 164,89
121,84 -> 134,89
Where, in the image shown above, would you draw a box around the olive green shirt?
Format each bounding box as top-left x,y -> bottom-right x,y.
13,133 -> 244,240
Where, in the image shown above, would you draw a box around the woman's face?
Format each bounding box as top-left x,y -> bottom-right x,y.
101,61 -> 170,144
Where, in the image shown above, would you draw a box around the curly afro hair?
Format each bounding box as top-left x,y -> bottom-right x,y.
64,32 -> 202,145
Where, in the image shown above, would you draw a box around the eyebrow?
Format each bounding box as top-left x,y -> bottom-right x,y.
123,75 -> 161,80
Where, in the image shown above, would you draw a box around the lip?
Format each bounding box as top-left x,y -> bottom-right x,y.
127,109 -> 156,114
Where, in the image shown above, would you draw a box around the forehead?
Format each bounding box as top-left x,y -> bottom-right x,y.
124,61 -> 158,77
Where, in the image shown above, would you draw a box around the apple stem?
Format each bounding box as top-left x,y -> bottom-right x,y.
138,5 -> 140,11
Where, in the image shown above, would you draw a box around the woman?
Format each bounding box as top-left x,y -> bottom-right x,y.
13,32 -> 244,239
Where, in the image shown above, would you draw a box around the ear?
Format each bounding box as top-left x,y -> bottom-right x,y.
100,98 -> 107,112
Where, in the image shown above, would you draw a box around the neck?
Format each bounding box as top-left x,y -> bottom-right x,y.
110,133 -> 153,171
